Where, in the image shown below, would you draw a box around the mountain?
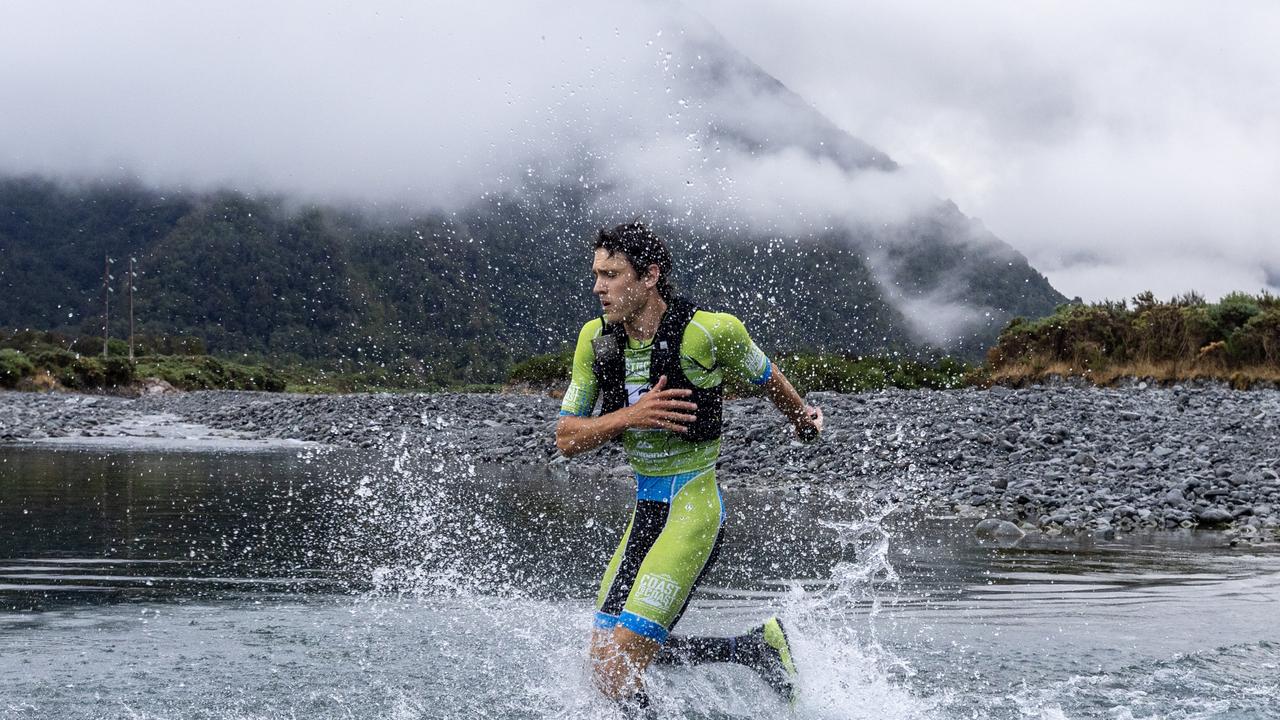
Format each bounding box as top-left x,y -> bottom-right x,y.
0,20 -> 1065,383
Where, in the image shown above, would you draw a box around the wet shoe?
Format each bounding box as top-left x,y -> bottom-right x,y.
747,616 -> 798,705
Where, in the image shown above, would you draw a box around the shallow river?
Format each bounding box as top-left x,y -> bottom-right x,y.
1,444 -> 1277,719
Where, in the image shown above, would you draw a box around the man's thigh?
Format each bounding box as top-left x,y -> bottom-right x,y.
619,469 -> 723,634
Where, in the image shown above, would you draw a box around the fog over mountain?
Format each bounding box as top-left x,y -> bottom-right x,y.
1,1 -> 1071,355
696,0 -> 1280,302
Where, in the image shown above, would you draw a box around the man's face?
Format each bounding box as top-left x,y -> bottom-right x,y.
592,248 -> 654,324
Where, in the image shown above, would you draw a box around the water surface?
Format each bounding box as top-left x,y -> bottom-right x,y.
2,445 -> 1277,719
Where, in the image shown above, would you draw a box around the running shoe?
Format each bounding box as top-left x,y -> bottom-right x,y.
747,616 -> 798,705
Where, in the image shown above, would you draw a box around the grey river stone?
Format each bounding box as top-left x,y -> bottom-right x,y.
3,383 -> 1280,540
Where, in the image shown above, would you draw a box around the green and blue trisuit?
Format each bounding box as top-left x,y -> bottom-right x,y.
560,298 -> 772,642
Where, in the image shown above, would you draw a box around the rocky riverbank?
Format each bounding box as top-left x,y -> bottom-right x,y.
3,385 -> 1279,542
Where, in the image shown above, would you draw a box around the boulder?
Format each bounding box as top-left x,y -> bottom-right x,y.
973,519 -> 1026,540
1196,507 -> 1234,526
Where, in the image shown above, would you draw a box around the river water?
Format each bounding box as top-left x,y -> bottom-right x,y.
1,443 -> 1277,719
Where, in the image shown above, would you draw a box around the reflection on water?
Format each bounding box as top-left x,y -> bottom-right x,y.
2,445 -> 1279,719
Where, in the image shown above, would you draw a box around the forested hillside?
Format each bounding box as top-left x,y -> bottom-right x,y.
0,176 -> 1064,383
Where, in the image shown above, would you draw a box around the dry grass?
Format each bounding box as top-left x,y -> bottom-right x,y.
16,369 -> 58,391
981,359 -> 1280,389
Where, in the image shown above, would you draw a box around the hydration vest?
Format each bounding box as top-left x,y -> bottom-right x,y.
591,297 -> 723,442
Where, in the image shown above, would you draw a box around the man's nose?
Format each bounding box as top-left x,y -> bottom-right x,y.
593,277 -> 606,295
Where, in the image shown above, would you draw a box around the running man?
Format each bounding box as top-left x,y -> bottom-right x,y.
555,221 -> 823,709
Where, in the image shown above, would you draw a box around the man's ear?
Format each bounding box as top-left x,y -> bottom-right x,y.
643,263 -> 661,288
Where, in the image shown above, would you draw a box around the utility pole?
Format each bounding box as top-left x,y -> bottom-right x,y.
128,257 -> 135,361
102,254 -> 110,358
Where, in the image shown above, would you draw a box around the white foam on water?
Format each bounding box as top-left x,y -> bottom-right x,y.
997,641 -> 1280,720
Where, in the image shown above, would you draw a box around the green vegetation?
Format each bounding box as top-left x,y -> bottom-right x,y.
984,291 -> 1280,387
132,356 -> 285,392
0,348 -> 34,387
756,354 -> 970,395
0,348 -> 133,391
506,349 -> 574,388
0,330 -> 285,392
0,328 -> 500,394
11,287 -> 1278,396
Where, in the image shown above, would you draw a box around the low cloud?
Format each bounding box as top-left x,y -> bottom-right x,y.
894,291 -> 992,349
0,3 -> 659,206
599,137 -> 941,235
695,0 -> 1280,301
0,2 -> 936,230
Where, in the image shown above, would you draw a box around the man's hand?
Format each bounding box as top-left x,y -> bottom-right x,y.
795,404 -> 823,442
763,363 -> 823,442
625,375 -> 698,433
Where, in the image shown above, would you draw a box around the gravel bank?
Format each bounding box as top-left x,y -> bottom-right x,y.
4,385 -> 1278,541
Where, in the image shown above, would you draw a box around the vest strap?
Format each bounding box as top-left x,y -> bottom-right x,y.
592,297 -> 723,442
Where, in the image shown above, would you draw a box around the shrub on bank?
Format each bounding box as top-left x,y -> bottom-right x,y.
56,355 -> 105,390
1245,308 -> 1280,364
507,349 -> 573,387
37,355 -> 133,390
102,357 -> 136,387
986,291 -> 1280,385
0,349 -> 34,388
29,348 -> 78,370
134,356 -> 285,392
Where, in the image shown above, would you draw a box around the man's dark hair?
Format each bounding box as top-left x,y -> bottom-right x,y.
595,221 -> 675,301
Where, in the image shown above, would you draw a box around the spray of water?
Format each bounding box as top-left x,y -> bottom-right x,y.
770,495 -> 937,720
319,431 -> 526,599
308,425 -> 948,718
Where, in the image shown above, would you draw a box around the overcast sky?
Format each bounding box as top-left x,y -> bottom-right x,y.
2,1 -> 1276,302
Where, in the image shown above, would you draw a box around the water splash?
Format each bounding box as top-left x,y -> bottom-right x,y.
297,444 -> 1280,719
769,496 -> 937,720
313,433 -> 935,718
320,436 -> 529,600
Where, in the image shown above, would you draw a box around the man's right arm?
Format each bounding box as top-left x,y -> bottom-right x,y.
555,412 -> 630,457
556,376 -> 698,456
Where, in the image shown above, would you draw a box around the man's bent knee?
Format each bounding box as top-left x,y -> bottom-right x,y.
590,626 -> 661,701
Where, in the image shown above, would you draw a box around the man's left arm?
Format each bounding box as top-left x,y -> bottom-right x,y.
707,313 -> 823,441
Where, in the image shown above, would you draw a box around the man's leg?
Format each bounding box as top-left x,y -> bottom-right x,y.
654,617 -> 799,701
590,497 -> 665,707
590,468 -> 723,704
590,625 -> 662,702
653,632 -> 743,665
